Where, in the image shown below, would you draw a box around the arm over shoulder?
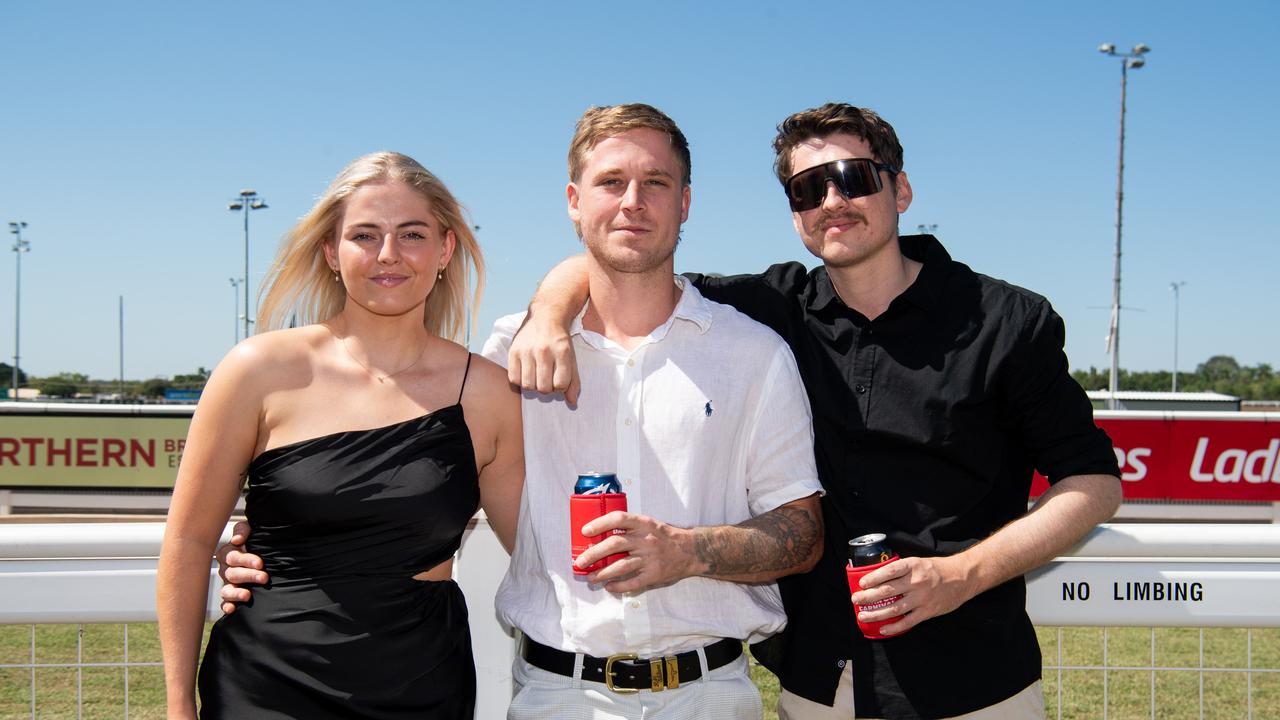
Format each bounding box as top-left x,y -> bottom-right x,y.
684,262 -> 810,337
479,312 -> 528,371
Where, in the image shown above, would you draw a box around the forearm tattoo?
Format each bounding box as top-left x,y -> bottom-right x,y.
693,503 -> 821,577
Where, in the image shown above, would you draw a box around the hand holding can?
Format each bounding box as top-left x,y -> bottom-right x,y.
846,533 -> 907,639
570,472 -> 628,575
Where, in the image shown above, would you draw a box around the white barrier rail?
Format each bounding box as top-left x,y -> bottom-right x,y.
1026,524 -> 1280,628
0,522 -> 231,624
2,522 -> 1278,719
0,517 -> 517,719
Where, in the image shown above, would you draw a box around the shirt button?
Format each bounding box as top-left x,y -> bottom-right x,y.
626,359 -> 635,367
855,384 -> 868,394
624,418 -> 633,426
624,478 -> 633,486
631,600 -> 641,609
837,659 -> 847,668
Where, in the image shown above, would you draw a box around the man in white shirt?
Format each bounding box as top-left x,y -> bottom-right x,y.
483,103 -> 823,719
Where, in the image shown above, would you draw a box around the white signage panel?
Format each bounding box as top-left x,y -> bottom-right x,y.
1026,559 -> 1280,627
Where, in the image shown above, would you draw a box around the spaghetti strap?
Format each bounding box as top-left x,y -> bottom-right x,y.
457,353 -> 473,405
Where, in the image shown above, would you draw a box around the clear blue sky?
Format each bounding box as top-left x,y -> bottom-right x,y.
2,1 -> 1277,381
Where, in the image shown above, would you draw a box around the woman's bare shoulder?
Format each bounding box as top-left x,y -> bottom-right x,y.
213,325 -> 332,390
461,351 -> 515,395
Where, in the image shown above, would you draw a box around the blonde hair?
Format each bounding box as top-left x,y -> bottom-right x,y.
256,152 -> 484,342
567,104 -> 691,186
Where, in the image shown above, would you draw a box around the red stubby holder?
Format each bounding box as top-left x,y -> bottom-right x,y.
569,492 -> 627,575
846,532 -> 907,639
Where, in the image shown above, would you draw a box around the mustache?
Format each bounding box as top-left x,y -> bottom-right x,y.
817,211 -> 866,232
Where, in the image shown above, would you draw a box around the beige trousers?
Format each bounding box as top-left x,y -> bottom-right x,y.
776,663 -> 1046,720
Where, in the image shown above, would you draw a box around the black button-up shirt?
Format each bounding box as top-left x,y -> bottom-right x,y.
688,235 -> 1118,719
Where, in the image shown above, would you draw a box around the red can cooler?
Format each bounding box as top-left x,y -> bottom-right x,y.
570,473 -> 627,575
846,533 -> 906,639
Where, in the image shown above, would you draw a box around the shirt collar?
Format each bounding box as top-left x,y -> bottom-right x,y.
809,234 -> 952,316
895,234 -> 950,313
570,274 -> 714,347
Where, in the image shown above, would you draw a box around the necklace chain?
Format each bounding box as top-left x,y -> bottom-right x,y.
333,329 -> 428,383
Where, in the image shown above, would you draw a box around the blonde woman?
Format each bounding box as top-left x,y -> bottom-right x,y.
158,152 -> 523,719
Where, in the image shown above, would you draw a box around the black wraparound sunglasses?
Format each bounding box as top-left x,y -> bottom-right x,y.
784,157 -> 899,212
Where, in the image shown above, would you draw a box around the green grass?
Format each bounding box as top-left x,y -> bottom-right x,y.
0,623 -> 210,720
748,655 -> 782,719
1037,627 -> 1280,720
1,625 -> 1276,718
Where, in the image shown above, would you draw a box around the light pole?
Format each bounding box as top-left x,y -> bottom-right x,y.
9,222 -> 29,401
228,190 -> 268,340
229,277 -> 242,346
1099,42 -> 1150,409
118,296 -> 125,400
1170,281 -> 1187,392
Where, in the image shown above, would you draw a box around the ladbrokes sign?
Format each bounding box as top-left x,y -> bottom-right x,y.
1034,413 -> 1280,501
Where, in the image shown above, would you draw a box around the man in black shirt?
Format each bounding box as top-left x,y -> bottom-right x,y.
509,103 -> 1121,719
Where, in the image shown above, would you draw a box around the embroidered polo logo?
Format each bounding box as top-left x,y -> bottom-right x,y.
705,401 -> 713,417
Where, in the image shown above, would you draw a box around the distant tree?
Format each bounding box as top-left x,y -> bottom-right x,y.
1127,370 -> 1172,392
1072,366 -> 1107,391
1072,356 -> 1280,400
141,378 -> 170,398
39,380 -> 77,398
1197,356 -> 1242,384
0,363 -> 27,386
51,371 -> 89,383
172,367 -> 211,389
38,372 -> 93,398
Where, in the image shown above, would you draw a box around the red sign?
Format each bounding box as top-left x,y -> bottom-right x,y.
1031,413 -> 1280,502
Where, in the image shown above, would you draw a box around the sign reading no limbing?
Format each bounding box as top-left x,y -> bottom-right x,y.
1026,560 -> 1280,627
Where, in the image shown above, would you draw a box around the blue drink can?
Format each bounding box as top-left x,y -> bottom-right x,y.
575,472 -> 622,495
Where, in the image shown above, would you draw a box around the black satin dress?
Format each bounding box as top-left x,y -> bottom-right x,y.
197,395 -> 480,719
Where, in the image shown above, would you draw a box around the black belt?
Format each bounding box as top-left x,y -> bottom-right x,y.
521,636 -> 742,693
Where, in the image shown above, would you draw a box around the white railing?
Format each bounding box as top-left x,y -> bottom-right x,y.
0,517 -> 516,719
1,523 -> 1279,718
1026,523 -> 1280,627
1025,523 -> 1280,719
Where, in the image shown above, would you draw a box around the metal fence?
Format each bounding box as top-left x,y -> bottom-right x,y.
2,522 -> 1278,719
0,623 -> 161,719
1026,523 -> 1280,719
1037,625 -> 1280,719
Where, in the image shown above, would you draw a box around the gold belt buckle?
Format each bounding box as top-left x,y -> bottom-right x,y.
649,658 -> 664,692
604,653 -> 639,694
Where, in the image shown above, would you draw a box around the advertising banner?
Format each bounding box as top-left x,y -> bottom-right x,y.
0,414 -> 191,488
3,408 -> 1276,497
1033,414 -> 1280,502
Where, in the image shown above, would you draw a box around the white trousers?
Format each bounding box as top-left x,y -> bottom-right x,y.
508,652 -> 762,720
777,663 -> 1046,720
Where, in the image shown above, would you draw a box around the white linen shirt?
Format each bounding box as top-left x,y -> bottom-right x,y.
480,276 -> 822,658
